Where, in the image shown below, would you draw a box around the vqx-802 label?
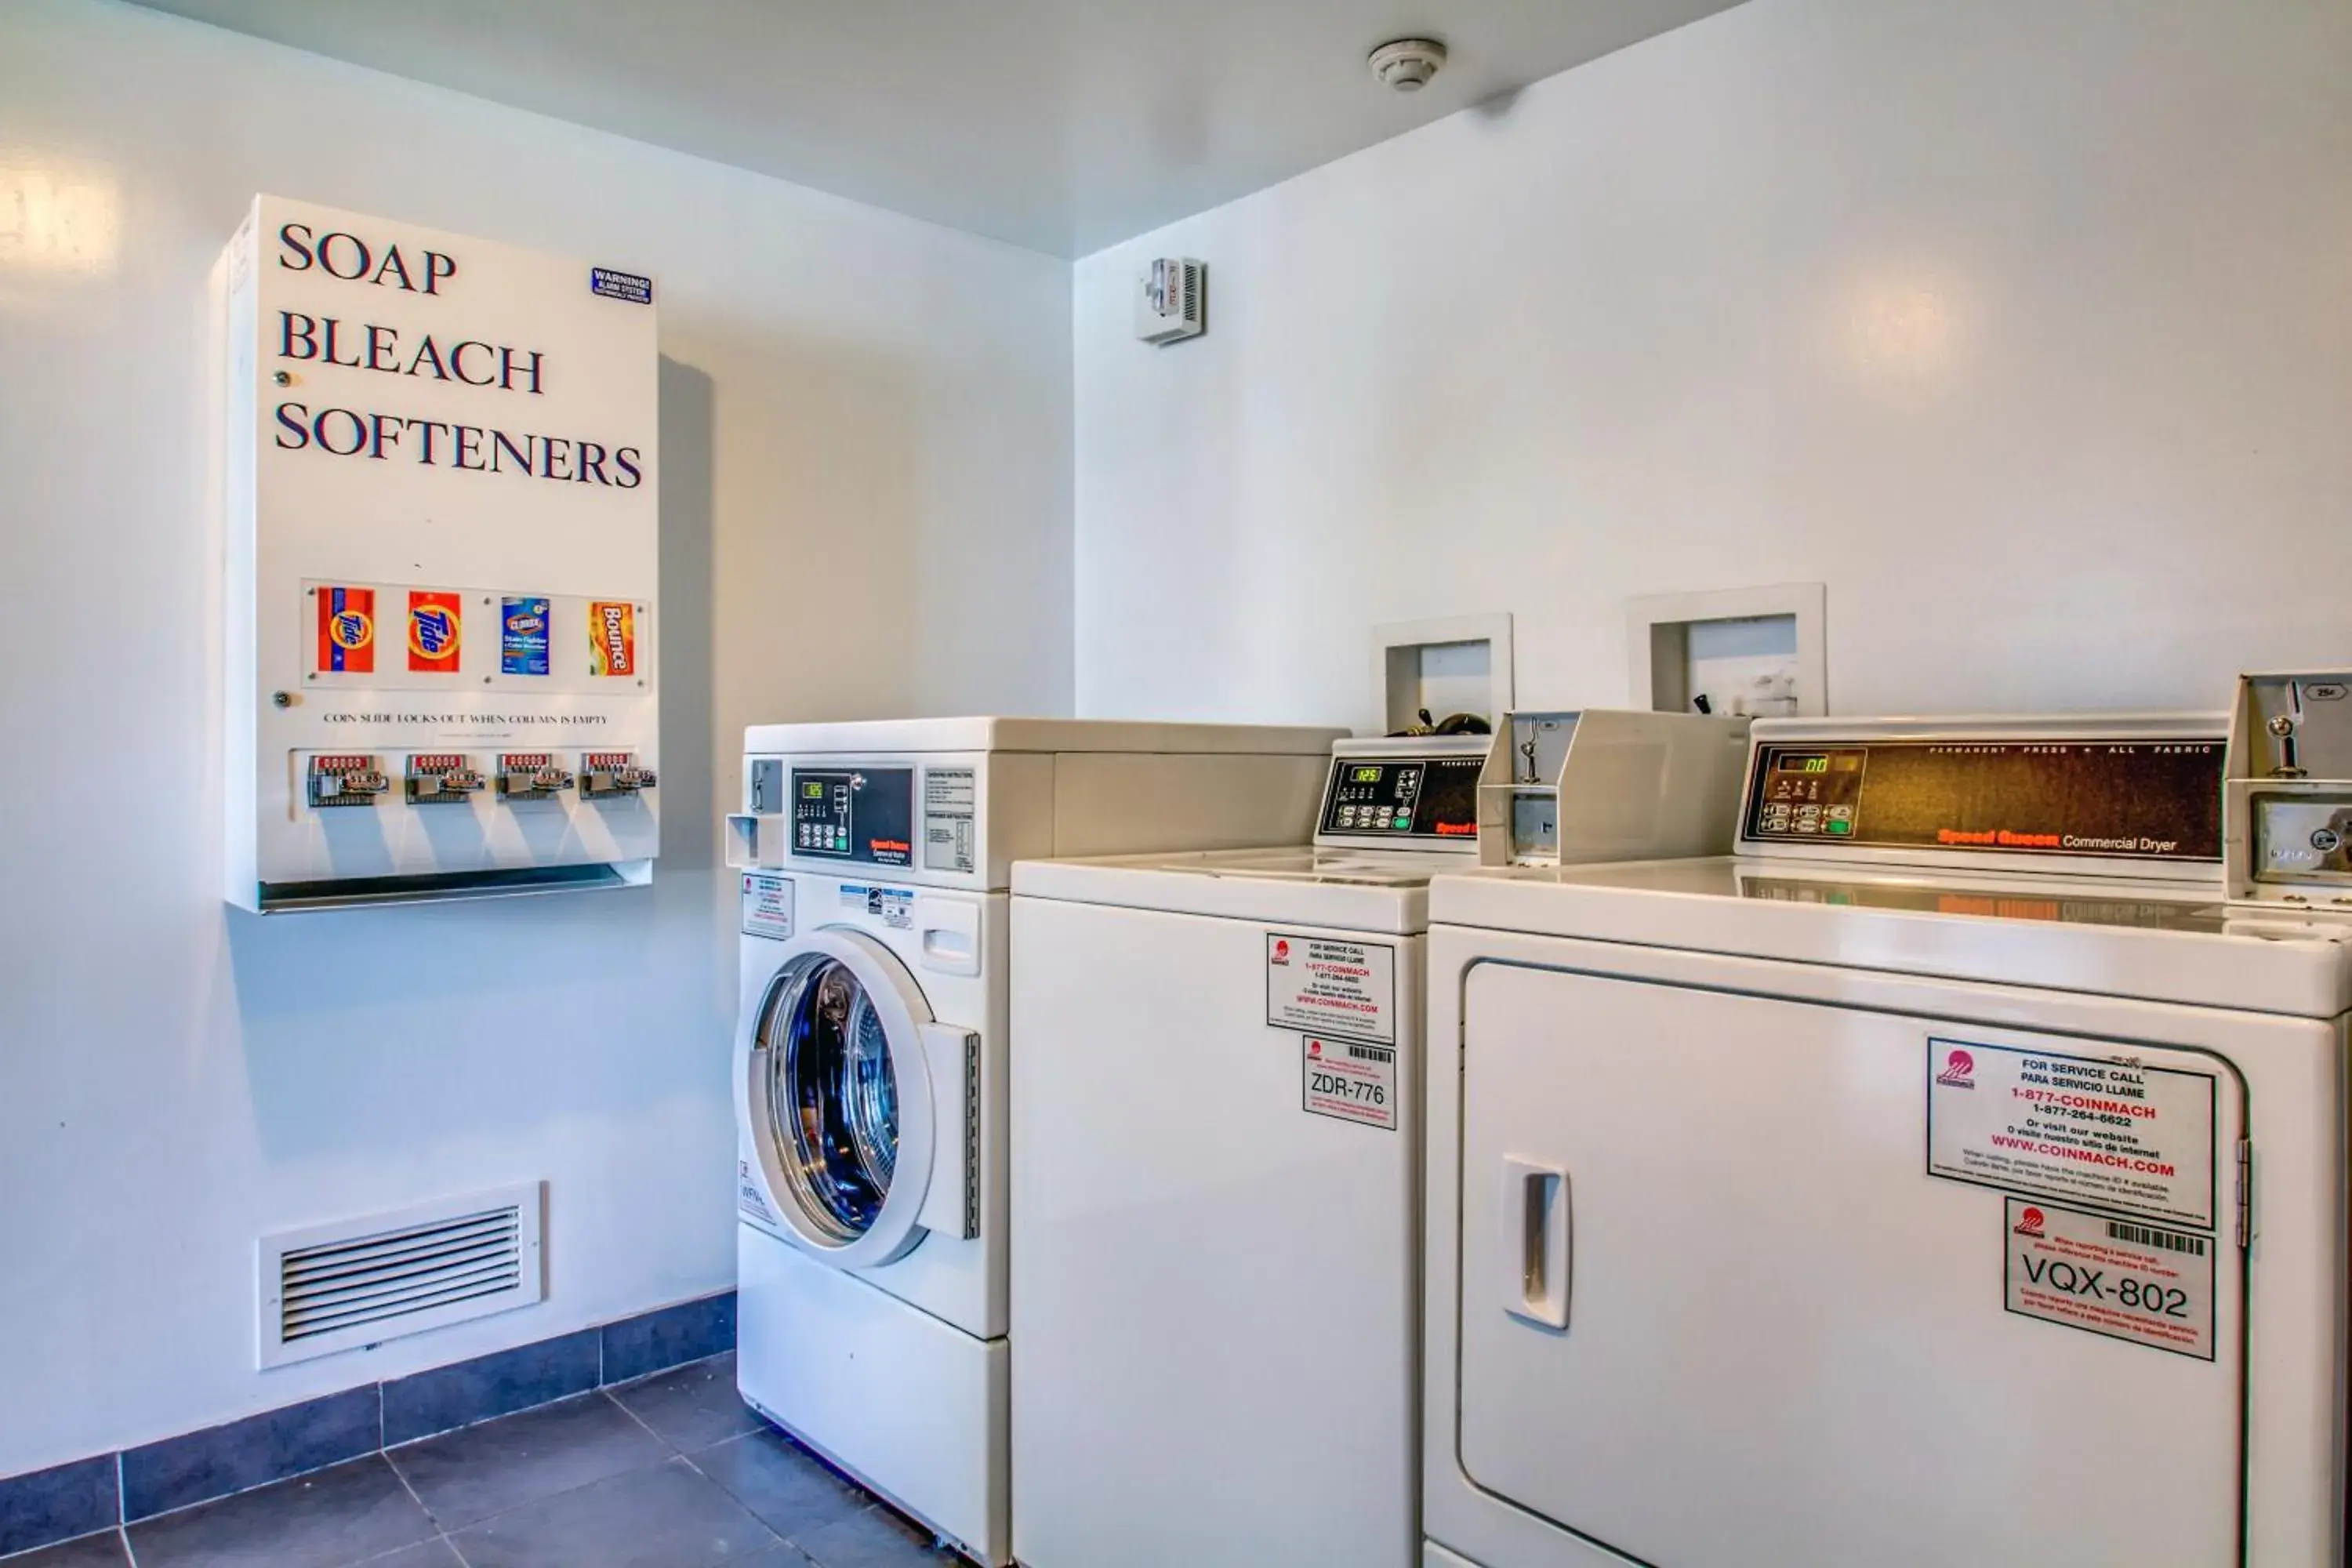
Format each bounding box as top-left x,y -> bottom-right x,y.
2005,1198 -> 2215,1360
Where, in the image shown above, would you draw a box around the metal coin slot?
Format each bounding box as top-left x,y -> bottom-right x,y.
580,751 -> 657,800
307,754 -> 390,808
405,753 -> 485,804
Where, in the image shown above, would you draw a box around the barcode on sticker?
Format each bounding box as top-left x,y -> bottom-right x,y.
2107,1220 -> 2206,1257
1348,1044 -> 1392,1063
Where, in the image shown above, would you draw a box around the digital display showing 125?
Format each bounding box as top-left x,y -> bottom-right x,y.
1320,756 -> 1483,840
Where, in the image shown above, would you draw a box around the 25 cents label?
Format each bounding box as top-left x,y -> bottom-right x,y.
2005,1198 -> 2215,1360
1301,1035 -> 1396,1131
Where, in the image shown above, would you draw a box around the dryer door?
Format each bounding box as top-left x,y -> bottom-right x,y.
1454,960 -> 2252,1568
736,927 -> 973,1269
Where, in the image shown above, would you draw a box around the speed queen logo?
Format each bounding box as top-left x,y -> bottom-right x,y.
2013,1206 -> 2045,1237
1935,1047 -> 1976,1089
1271,938 -> 1291,965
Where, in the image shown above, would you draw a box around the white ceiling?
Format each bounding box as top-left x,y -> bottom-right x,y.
129,0 -> 1745,256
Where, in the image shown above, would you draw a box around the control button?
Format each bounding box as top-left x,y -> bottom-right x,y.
1392,813 -> 1411,829
2313,827 -> 2343,854
1827,805 -> 1853,822
1826,820 -> 1853,836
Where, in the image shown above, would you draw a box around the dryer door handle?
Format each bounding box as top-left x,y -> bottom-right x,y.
1501,1156 -> 1571,1330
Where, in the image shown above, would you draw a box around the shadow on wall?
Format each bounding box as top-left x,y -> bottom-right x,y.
710,327 -> 921,725
220,355 -> 726,1162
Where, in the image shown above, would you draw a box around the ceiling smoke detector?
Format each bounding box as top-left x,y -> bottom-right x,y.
1368,38 -> 1447,93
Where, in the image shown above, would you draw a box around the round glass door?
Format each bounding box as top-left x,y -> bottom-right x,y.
753,952 -> 902,1243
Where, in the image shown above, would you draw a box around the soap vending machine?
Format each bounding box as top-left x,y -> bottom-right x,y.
2227,670 -> 2352,916
217,195 -> 660,912
1475,708 -> 1752,866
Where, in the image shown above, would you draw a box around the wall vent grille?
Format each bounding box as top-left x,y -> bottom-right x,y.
258,1182 -> 544,1368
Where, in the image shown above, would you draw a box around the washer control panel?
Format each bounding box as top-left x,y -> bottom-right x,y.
790,768 -> 914,867
1317,751 -> 1483,843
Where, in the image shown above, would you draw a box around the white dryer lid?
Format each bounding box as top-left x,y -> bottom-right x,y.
1429,858 -> 2352,1018
1014,845 -> 1461,934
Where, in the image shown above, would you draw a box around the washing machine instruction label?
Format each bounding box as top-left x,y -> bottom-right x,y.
1266,934 -> 1396,1044
1926,1038 -> 2216,1230
1301,1035 -> 1396,1130
2004,1198 -> 2215,1360
839,883 -> 914,929
740,873 -> 793,940
923,767 -> 977,874
738,1159 -> 778,1225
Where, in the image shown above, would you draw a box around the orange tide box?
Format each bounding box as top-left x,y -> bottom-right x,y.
407,590 -> 463,673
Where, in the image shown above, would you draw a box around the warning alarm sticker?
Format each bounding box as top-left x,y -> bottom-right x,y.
740,873 -> 793,940
1926,1038 -> 2216,1230
1267,934 -> 1396,1044
2004,1198 -> 2216,1361
1301,1035 -> 1396,1131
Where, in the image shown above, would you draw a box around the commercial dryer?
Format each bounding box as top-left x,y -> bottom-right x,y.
724,716 -> 1338,1566
1422,707 -> 2352,1568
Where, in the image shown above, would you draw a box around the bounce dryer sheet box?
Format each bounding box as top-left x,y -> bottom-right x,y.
218,194 -> 659,909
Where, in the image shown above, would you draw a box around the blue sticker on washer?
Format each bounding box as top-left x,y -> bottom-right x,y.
838,883 -> 914,929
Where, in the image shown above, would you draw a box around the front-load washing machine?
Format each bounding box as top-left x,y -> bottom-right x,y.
1422,711 -> 2352,1568
1007,711 -> 1748,1568
725,717 -> 1339,1566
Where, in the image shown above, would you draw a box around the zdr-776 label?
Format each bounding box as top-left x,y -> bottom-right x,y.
1301,1035 -> 1396,1131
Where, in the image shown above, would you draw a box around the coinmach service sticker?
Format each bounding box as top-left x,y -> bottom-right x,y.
1266,934 -> 1396,1044
1926,1038 -> 2216,1230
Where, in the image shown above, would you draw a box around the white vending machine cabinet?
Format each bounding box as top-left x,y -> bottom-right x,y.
728,717 -> 1338,1568
1010,711 -> 1748,1568
217,195 -> 661,912
1423,713 -> 2352,1568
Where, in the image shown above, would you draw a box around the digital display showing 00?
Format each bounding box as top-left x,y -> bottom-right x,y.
1742,740 -> 2222,861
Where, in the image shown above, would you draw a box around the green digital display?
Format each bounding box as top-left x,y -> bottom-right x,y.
802,782 -> 825,798
1350,765 -> 1383,783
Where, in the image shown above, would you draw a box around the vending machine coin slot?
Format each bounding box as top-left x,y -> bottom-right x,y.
405,753 -> 485,804
581,752 -> 658,800
497,753 -> 575,802
307,754 -> 390,808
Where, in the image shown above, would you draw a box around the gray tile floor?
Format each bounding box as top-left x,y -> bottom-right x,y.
8,1356 -> 960,1568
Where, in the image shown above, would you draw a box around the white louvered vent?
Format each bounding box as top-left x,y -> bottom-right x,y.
257,1182 -> 544,1368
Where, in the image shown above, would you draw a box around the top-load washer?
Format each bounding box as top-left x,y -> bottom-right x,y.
1422,706 -> 2352,1568
1008,711 -> 1748,1568
724,717 -> 1340,1567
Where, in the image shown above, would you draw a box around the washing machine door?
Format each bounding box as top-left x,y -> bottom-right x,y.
736,927 -> 974,1269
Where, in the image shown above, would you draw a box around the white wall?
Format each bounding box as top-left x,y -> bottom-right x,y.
0,0 -> 1069,1475
1073,0 -> 2352,731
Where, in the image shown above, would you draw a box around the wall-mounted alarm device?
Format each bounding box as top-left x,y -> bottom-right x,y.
1136,257 -> 1206,344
